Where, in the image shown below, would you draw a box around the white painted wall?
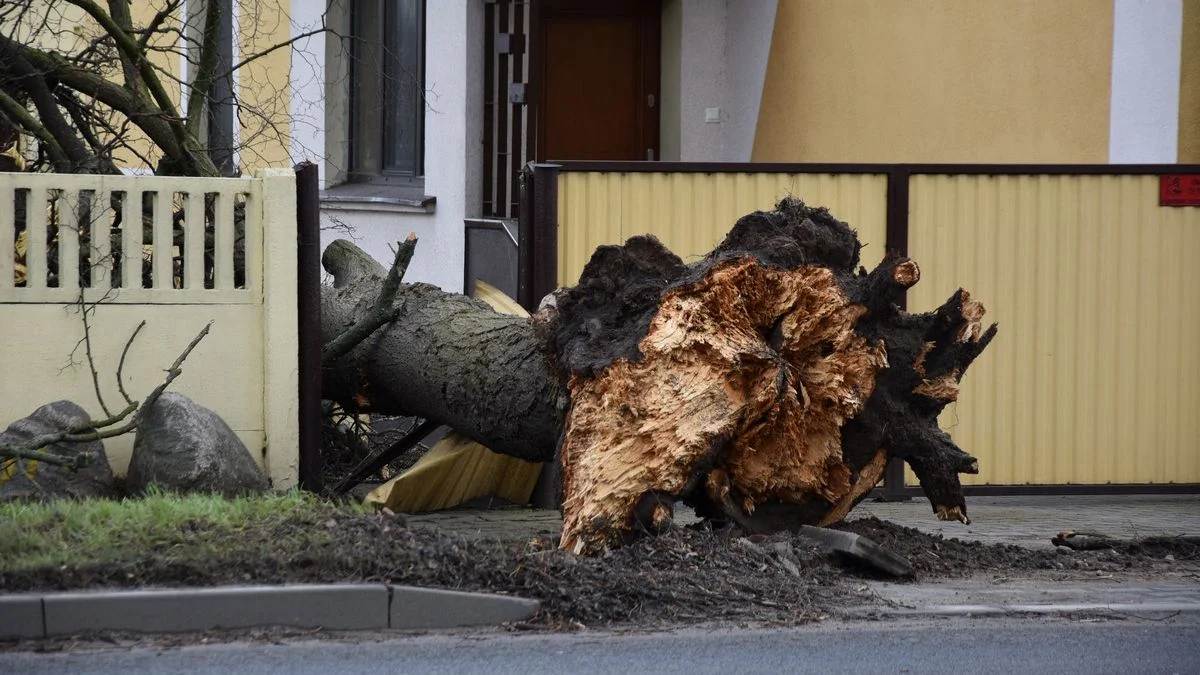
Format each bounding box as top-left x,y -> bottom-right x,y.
668,1 -> 778,162
288,0 -> 328,185
1109,0 -> 1183,163
679,0 -> 727,162
301,0 -> 482,293
724,1 -> 777,162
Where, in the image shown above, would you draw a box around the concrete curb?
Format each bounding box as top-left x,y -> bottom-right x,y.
0,584 -> 539,639
846,601 -> 1200,619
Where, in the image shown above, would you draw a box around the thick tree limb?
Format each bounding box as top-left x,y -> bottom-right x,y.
184,0 -> 222,138
106,0 -> 144,97
322,235 -> 416,364
0,86 -> 71,168
62,0 -> 182,127
0,34 -> 92,171
15,43 -> 204,175
320,240 -> 562,462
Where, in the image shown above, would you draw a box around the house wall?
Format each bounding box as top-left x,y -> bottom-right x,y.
312,0 -> 480,293
1179,0 -> 1200,162
235,0 -> 294,170
659,0 -> 778,162
754,0 -> 1116,163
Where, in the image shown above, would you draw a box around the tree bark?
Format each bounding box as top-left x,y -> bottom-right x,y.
319,240 -> 563,463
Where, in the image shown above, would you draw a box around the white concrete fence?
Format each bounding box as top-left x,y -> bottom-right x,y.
0,170 -> 300,489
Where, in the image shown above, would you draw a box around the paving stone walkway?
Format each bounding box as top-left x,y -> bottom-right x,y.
410,494 -> 1200,549
856,494 -> 1200,549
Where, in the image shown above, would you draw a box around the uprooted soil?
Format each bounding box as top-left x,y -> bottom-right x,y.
2,508 -> 1196,631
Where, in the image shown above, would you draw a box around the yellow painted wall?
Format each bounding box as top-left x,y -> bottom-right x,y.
556,172 -> 889,287
237,0 -> 293,169
1180,0 -> 1200,163
908,174 -> 1200,485
754,0 -> 1113,163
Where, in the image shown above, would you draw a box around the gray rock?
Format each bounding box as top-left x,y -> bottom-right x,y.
0,400 -> 116,502
128,392 -> 268,496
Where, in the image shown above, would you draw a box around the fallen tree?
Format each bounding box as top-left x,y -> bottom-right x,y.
320,199 -> 996,554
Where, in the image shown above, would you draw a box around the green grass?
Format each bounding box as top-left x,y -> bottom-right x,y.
0,488 -> 364,572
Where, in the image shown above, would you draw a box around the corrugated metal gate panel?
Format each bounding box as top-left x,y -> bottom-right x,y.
909,174 -> 1200,485
556,171 -> 889,286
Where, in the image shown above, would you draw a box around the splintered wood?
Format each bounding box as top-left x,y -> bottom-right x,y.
559,260 -> 886,554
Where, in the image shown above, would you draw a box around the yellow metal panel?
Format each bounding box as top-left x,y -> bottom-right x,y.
909,175 -> 1200,485
557,172 -> 888,287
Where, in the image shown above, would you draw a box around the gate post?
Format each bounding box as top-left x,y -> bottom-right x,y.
882,166 -> 913,501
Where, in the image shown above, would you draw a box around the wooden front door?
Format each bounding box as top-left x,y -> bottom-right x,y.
536,0 -> 660,162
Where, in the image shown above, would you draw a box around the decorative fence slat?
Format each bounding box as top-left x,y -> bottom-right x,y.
121,189 -> 143,290
57,189 -> 80,290
89,189 -> 113,290
25,186 -> 48,289
152,189 -> 173,289
214,191 -> 235,290
184,191 -> 204,290
0,183 -> 13,290
244,184 -> 263,296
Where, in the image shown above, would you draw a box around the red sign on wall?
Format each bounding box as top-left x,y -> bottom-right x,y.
1160,175 -> 1200,206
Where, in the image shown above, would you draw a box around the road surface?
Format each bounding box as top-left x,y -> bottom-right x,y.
4,616 -> 1197,674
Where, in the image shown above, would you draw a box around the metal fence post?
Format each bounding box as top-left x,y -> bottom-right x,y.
294,162 -> 324,492
881,166 -> 913,501
517,162 -> 561,311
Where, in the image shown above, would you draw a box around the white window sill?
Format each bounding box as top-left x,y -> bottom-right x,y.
320,183 -> 436,214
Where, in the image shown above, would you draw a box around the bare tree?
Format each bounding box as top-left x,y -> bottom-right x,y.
0,0 -> 328,176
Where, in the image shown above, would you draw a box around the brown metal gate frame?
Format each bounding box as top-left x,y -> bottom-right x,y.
519,160 -> 1200,497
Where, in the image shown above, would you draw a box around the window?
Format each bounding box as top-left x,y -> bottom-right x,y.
349,0 -> 425,184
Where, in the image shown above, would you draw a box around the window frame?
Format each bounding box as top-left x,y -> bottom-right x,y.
347,0 -> 426,187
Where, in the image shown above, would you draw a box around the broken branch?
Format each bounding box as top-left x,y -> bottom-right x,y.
322,234 -> 417,364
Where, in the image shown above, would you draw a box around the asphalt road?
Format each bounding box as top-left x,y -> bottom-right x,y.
5,617 -> 1198,674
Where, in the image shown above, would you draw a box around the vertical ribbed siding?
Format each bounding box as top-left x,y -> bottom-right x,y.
556,172 -> 889,286
909,175 -> 1200,485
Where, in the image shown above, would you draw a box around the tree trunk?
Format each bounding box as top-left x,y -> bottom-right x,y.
319,240 -> 562,463
319,199 -> 996,556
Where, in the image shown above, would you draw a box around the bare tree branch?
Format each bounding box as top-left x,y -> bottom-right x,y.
0,86 -> 71,167
0,321 -> 213,468
221,26 -> 330,81
117,319 -> 146,407
61,0 -> 218,175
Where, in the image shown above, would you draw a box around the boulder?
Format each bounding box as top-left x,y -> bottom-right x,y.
127,392 -> 268,496
0,400 -> 117,502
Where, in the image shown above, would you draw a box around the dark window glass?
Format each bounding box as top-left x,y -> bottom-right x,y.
350,0 -> 424,182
